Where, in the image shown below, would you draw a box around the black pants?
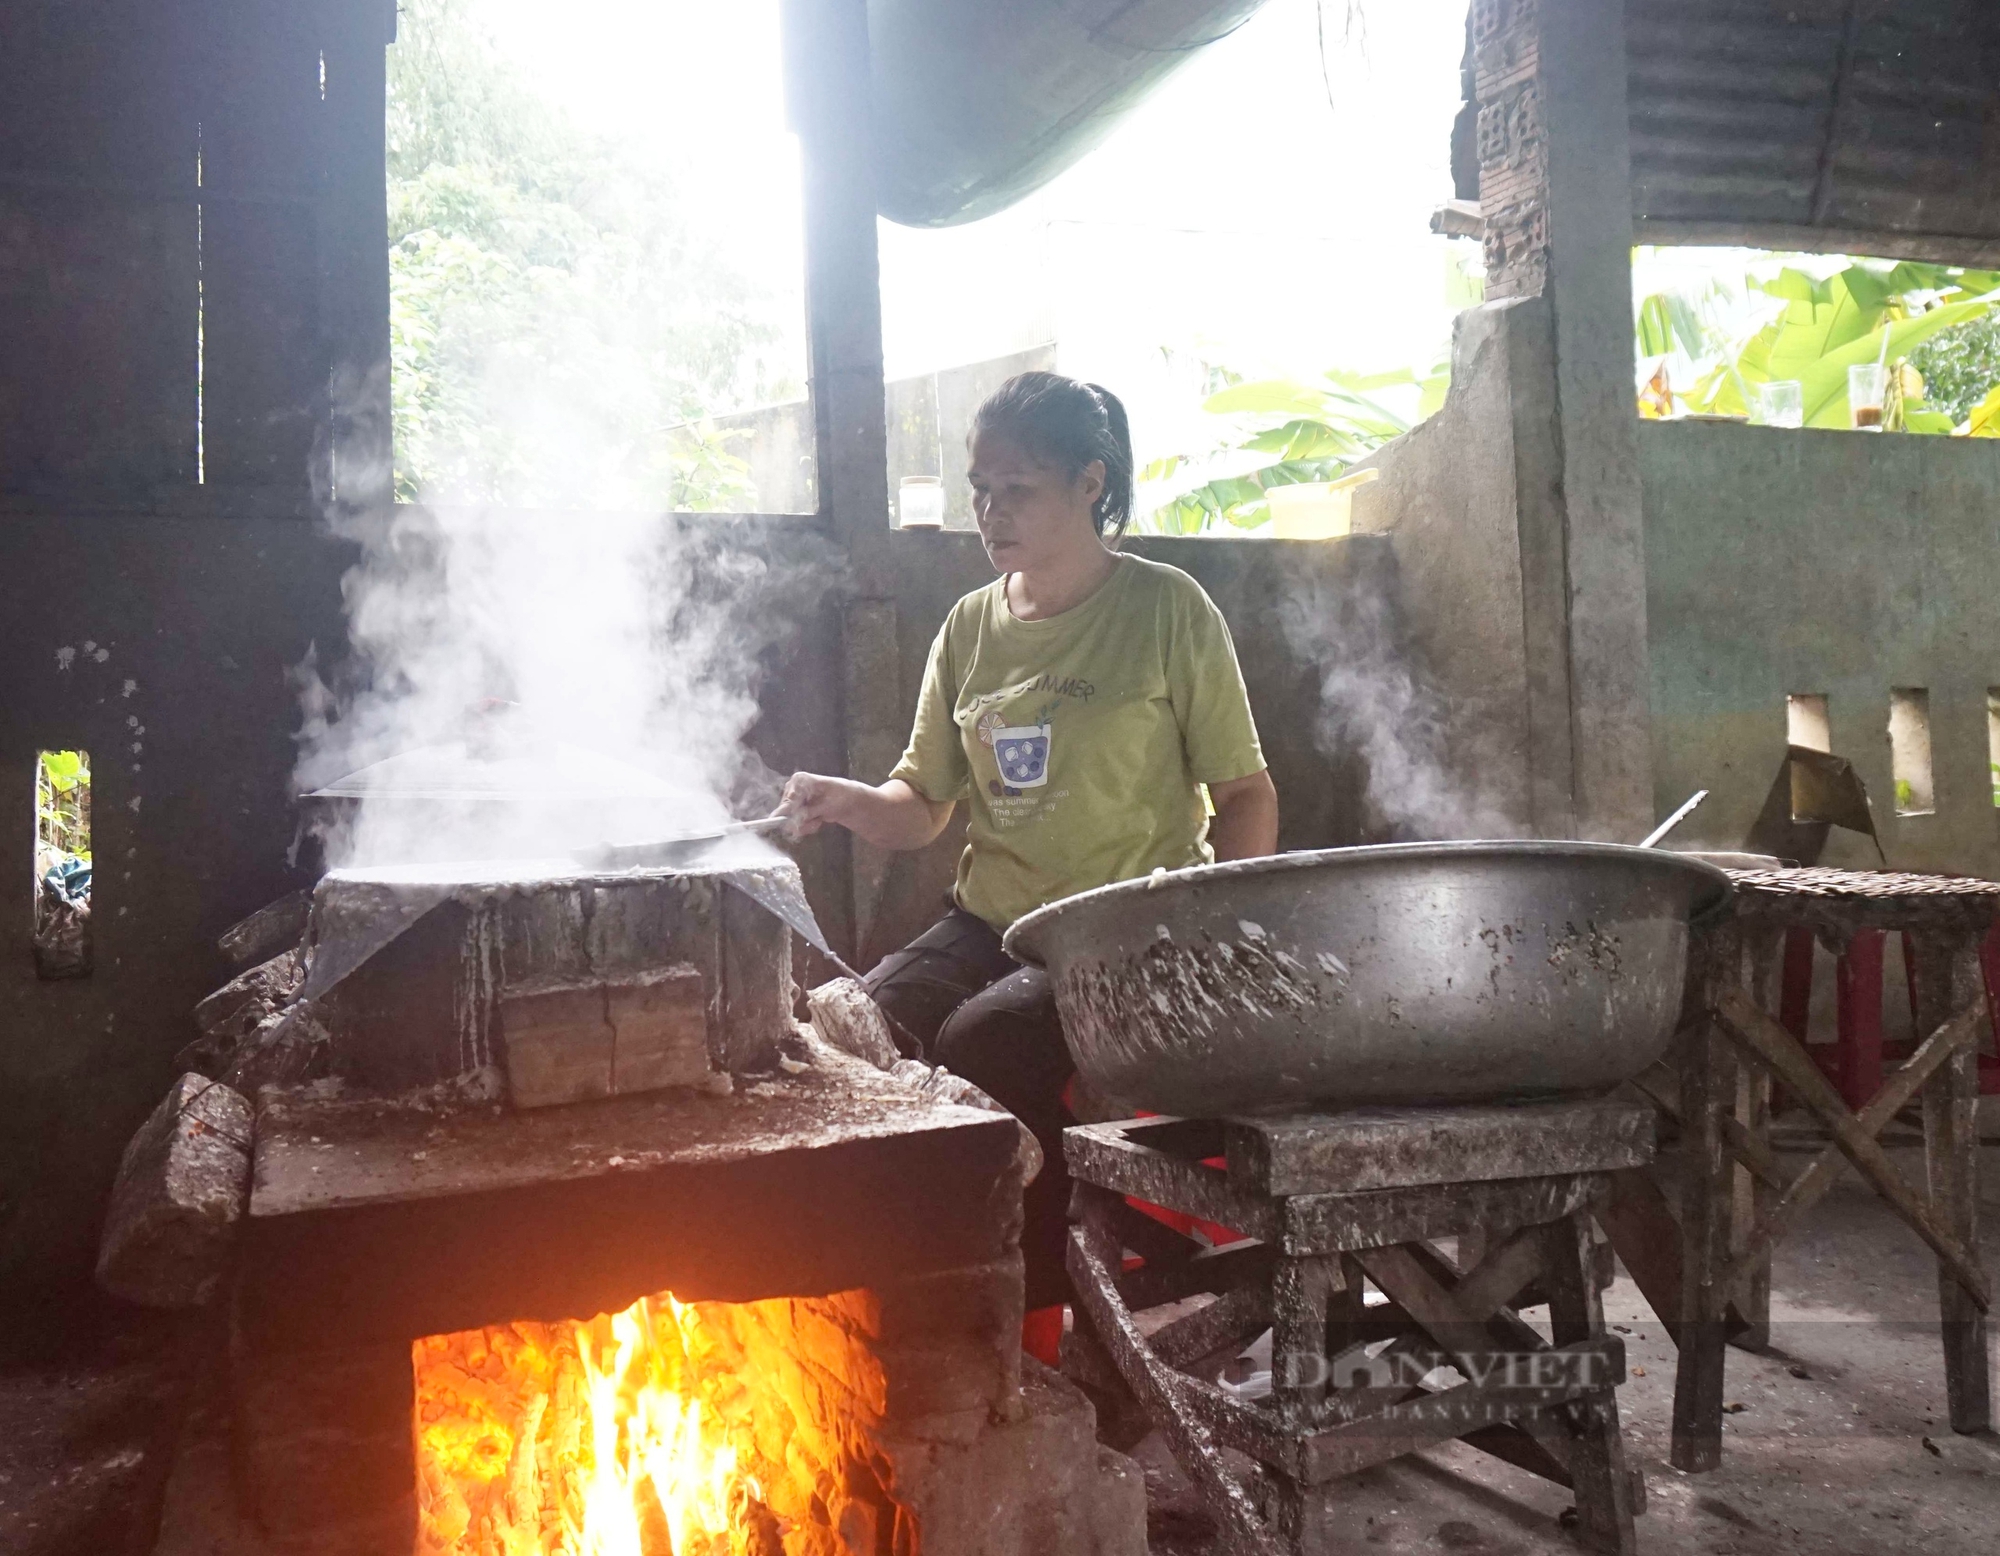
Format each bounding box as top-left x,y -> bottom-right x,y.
863,909 -> 1075,1309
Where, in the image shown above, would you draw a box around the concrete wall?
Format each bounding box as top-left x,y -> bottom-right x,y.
1640,420 -> 2000,876
0,506 -> 349,1295
1345,291 -> 1664,843
0,0 -> 399,1307
1347,301 -> 1544,838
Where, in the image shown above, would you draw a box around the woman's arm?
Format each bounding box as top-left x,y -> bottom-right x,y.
779,773 -> 957,852
1208,769 -> 1279,861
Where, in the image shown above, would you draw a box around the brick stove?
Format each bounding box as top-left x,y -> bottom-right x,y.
149,863 -> 1145,1556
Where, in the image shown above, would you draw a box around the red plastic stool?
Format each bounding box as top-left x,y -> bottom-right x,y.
1779,921 -> 2000,1110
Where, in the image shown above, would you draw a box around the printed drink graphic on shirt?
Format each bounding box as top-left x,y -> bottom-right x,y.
992,724 -> 1053,788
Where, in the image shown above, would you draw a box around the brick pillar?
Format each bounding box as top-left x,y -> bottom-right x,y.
1472,0 -> 1551,302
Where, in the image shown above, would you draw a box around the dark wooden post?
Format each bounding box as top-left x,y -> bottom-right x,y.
782,0 -> 897,962
1730,924 -> 1785,1350
1671,919 -> 1737,1471
1268,1253 -> 1337,1424
1912,930 -> 1992,1434
1541,1212 -> 1638,1555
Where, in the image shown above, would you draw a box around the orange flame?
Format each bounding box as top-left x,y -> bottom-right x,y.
413,1288 -> 903,1556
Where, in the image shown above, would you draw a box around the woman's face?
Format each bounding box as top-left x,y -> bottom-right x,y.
967,430 -> 1105,576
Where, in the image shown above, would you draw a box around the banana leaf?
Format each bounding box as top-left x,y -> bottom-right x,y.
1874,261 -> 2000,298
1797,298 -> 1997,426
40,750 -> 87,789
1762,270 -> 1892,382
1241,418 -> 1373,461
1202,378 -> 1410,438
1636,291 -> 1713,359
1154,456 -> 1353,532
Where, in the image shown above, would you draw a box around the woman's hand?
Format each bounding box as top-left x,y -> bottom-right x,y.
1208,769 -> 1279,861
776,772 -> 847,838
778,773 -> 957,852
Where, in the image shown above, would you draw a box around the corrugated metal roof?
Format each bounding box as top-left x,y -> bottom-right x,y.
1628,0 -> 2000,260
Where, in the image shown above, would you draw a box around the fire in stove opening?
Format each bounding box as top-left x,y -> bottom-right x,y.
413,1288 -> 910,1556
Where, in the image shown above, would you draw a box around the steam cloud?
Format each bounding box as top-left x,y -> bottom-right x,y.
1278,570 -> 1514,842
294,364 -> 831,869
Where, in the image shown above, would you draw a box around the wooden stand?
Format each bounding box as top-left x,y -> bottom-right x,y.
1061,1101 -> 1653,1556
1657,868 -> 1996,1473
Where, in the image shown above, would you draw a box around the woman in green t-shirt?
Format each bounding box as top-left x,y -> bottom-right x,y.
780,371 -> 1278,1321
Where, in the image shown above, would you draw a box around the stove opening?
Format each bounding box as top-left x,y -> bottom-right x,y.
413,1287 -> 911,1556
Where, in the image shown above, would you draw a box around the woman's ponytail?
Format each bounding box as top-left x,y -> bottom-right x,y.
1084,382 -> 1134,539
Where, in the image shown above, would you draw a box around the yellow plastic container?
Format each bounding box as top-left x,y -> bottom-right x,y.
1265,466 -> 1381,540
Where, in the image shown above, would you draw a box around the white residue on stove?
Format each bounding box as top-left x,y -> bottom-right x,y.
454,904 -> 503,1074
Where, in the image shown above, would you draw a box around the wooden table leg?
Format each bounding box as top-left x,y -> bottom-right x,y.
1065,1185 -> 1281,1556
1672,925 -> 1737,1473
1732,926 -> 1783,1351
1913,932 -> 1993,1435
1541,1212 -> 1637,1556
1270,1253 -> 1337,1425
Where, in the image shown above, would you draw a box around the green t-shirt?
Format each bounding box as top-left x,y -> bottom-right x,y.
890,553 -> 1266,930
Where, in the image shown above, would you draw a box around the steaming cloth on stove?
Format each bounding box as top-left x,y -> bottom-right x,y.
892,553 -> 1264,931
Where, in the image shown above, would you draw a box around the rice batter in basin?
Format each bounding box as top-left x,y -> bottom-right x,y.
1003,841 -> 1730,1117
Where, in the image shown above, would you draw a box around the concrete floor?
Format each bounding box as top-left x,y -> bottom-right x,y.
0,1296 -> 199,1556
4,1144 -> 1998,1555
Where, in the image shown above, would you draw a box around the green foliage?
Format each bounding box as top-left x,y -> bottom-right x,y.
1140,368 -> 1439,534
1132,249 -> 1474,536
1637,257 -> 2000,432
1909,315 -> 2000,425
1635,282 -> 1733,366
35,750 -> 90,862
385,0 -> 793,508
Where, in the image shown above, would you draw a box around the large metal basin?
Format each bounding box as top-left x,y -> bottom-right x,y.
1003,842 -> 1730,1117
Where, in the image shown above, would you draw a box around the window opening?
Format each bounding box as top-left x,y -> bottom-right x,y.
33,750 -> 92,979
1888,689 -> 1935,816
875,0 -> 1475,537
1634,247 -> 2000,434
1786,694 -> 1831,753
384,0 -> 813,513
1987,690 -> 2000,809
